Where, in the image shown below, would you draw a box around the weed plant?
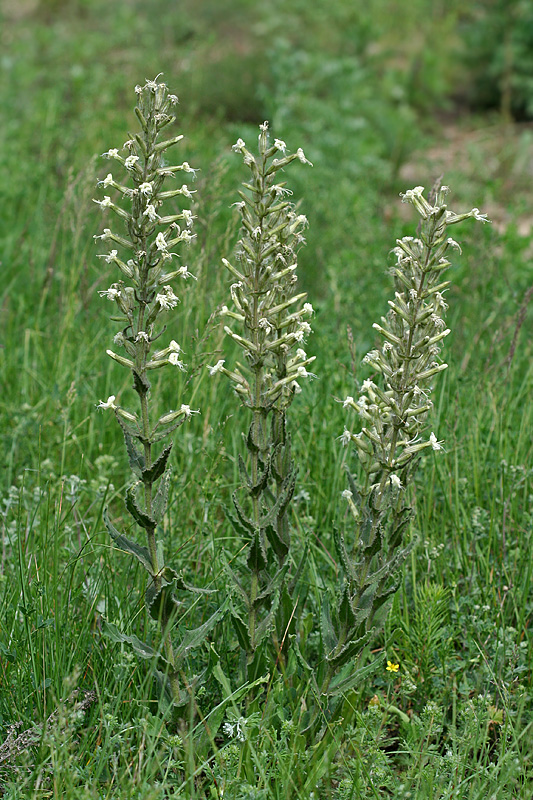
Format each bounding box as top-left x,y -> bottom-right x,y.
1,4 -> 532,798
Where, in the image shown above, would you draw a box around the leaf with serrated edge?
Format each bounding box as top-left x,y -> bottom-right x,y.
320,597 -> 338,654
153,470 -> 171,524
142,443 -> 173,485
326,657 -> 379,696
102,620 -> 170,672
121,428 -> 145,477
174,597 -> 230,659
103,507 -> 154,574
126,483 -> 156,531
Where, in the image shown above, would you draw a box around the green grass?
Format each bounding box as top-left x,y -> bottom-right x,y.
0,0 -> 532,797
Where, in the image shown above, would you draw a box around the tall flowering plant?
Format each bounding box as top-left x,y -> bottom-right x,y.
94,78 -> 222,709
317,185 -> 489,698
210,123 -> 314,674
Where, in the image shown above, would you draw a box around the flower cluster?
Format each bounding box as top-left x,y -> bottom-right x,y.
95,76 -> 198,424
316,185 -> 488,696
210,122 -> 314,410
342,185 -> 488,494
94,79 -> 203,710
212,122 -> 314,662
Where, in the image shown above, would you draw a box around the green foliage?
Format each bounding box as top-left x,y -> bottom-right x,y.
1,2 -> 533,798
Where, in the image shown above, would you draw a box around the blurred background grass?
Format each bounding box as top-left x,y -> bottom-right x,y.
0,0 -> 532,796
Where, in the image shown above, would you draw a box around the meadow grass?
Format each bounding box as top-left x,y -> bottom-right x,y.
1,1 -> 532,798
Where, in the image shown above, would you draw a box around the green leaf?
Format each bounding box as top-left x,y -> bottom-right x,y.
246,421 -> 260,454
145,579 -> 181,623
223,559 -> 251,608
142,443 -> 173,485
152,469 -> 171,523
125,483 -> 156,532
247,529 -> 267,573
333,527 -> 357,584
326,656 -> 379,696
229,605 -> 252,651
122,428 -> 145,477
337,583 -> 358,631
174,597 -> 229,659
115,413 -> 143,445
320,598 -> 338,655
326,628 -> 374,671
103,507 -> 154,574
102,620 -> 171,672
265,523 -> 289,565
231,494 -> 255,536
250,457 -> 271,499
151,417 -> 186,443
258,469 -> 296,529
238,455 -> 251,489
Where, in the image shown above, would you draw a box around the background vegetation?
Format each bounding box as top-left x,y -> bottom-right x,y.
0,0 -> 532,797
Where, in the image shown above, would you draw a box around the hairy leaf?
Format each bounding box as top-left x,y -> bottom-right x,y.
152,469 -> 172,523
102,620 -> 170,673
125,483 -> 156,532
174,597 -> 230,659
103,507 -> 153,574
142,442 -> 173,485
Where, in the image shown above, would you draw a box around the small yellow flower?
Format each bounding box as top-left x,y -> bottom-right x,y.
386,660 -> 400,673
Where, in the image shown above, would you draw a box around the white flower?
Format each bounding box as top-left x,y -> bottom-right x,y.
169,352 -> 185,369
143,204 -> 160,222
176,265 -> 196,279
296,366 -> 315,378
180,404 -> 199,417
155,232 -> 168,251
178,229 -> 196,244
446,237 -> 462,253
169,340 -> 181,354
232,138 -> 246,152
96,250 -> 118,264
135,331 -> 150,343
343,396 -> 354,408
124,155 -> 140,170
113,332 -> 125,346
299,321 -> 312,335
390,474 -> 402,490
342,489 -> 353,500
361,379 -> 375,392
94,196 -> 113,208
98,284 -> 121,300
296,147 -> 313,166
156,288 -> 179,309
180,162 -> 198,175
401,186 -> 424,201
103,149 -> 120,159
99,173 -> 114,187
271,184 -> 293,197
470,208 -> 490,223
303,302 -> 314,315
339,428 -> 352,446
182,209 -> 195,227
168,93 -> 178,105
97,396 -> 117,410
139,182 -> 153,196
179,184 -> 196,198
207,359 -> 225,375
429,432 -> 444,451
274,138 -> 287,153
